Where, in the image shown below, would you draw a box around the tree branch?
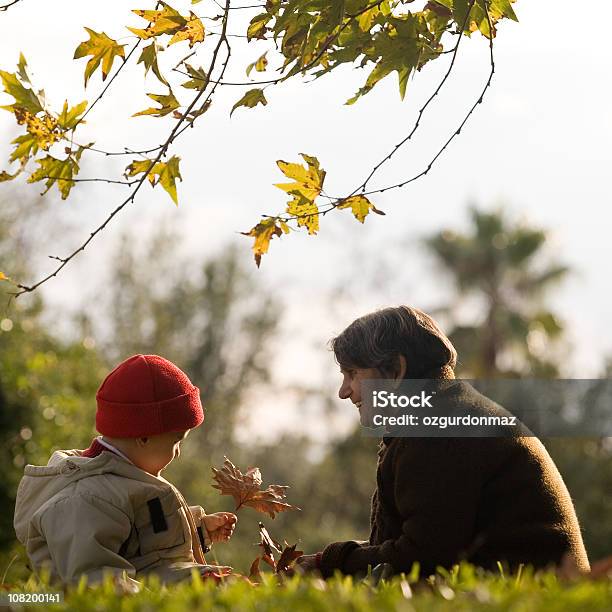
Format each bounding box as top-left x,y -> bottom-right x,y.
14,0 -> 233,297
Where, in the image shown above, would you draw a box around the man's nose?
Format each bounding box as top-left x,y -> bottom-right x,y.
338,381 -> 351,400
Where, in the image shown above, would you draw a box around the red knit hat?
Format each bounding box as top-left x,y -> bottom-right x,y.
95,354 -> 204,437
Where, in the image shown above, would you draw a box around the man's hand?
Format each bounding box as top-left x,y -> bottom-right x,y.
295,553 -> 320,573
203,512 -> 237,543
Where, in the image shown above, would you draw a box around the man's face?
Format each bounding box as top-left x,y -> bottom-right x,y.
338,366 -> 380,427
133,429 -> 190,476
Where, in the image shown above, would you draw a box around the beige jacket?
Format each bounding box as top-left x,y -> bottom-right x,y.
13,447 -> 213,589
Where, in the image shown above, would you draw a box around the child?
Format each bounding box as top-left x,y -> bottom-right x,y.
13,354 -> 237,591
296,306 -> 590,577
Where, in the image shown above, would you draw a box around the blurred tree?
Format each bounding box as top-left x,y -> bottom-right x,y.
426,207 -> 569,377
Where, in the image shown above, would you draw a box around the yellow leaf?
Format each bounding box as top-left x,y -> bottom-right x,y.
0,271 -> 14,283
129,2 -> 187,39
0,170 -> 19,182
74,28 -> 126,86
13,107 -> 60,151
247,13 -> 270,41
337,195 -> 372,223
246,52 -> 268,77
168,12 -> 205,47
241,218 -> 284,267
274,153 -> 325,202
133,89 -> 180,117
286,195 -> 319,235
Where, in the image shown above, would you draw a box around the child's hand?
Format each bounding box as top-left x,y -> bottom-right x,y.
200,564 -> 232,583
203,512 -> 237,543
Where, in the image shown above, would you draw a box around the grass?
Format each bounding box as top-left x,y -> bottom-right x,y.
1,562 -> 611,611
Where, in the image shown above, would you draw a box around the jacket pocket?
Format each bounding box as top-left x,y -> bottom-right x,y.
133,490 -> 188,556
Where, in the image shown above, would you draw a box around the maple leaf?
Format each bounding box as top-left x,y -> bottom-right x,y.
168,12 -> 205,47
241,218 -> 286,268
133,89 -> 180,117
230,88 -> 267,117
13,107 -> 61,151
28,152 -> 82,200
275,153 -> 326,202
129,2 -> 187,39
125,155 -> 182,205
181,63 -> 207,90
0,67 -> 44,114
137,42 -> 168,86
73,28 -> 126,86
286,195 -> 319,235
337,194 -> 385,224
56,100 -> 88,130
211,456 -> 300,519
0,170 -> 19,182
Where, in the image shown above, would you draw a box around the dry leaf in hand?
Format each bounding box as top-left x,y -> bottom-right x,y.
275,543 -> 304,574
249,557 -> 262,582
211,456 -> 300,519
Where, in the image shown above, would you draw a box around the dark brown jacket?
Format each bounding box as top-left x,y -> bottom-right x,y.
320,381 -> 590,577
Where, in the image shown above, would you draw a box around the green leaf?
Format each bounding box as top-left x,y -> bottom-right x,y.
180,63 -> 207,89
9,133 -> 38,163
133,89 -> 180,117
0,69 -> 44,114
57,100 -> 88,130
137,42 -> 168,86
230,88 -> 267,117
16,52 -> 31,84
73,28 -> 126,86
28,154 -> 80,200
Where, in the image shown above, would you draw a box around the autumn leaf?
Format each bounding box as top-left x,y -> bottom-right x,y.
211,456 -> 300,519
258,521 -> 282,568
248,557 -> 262,582
128,2 -> 186,39
125,155 -> 182,205
337,194 -> 385,223
180,64 -> 207,89
28,152 -> 81,200
168,12 -> 205,47
0,170 -> 19,182
57,100 -> 88,130
286,195 -> 319,235
73,28 -> 126,86
137,42 -> 168,86
0,67 -> 44,114
133,89 -> 180,117
13,108 -> 60,151
275,153 -> 326,202
247,13 -> 271,41
246,52 -> 268,77
0,271 -> 14,283
241,218 -> 285,268
276,543 -> 304,573
230,88 -> 267,117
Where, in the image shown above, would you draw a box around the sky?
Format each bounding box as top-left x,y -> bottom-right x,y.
1,1 -> 611,441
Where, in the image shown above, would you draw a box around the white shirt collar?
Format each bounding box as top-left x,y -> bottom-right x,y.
97,436 -> 133,464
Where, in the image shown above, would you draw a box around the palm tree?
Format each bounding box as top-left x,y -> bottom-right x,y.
425,207 -> 569,377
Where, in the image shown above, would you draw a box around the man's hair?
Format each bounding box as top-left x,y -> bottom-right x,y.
330,306 -> 457,379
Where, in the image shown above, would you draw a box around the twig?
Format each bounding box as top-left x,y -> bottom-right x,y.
0,0 -> 22,11
14,0 -> 233,297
